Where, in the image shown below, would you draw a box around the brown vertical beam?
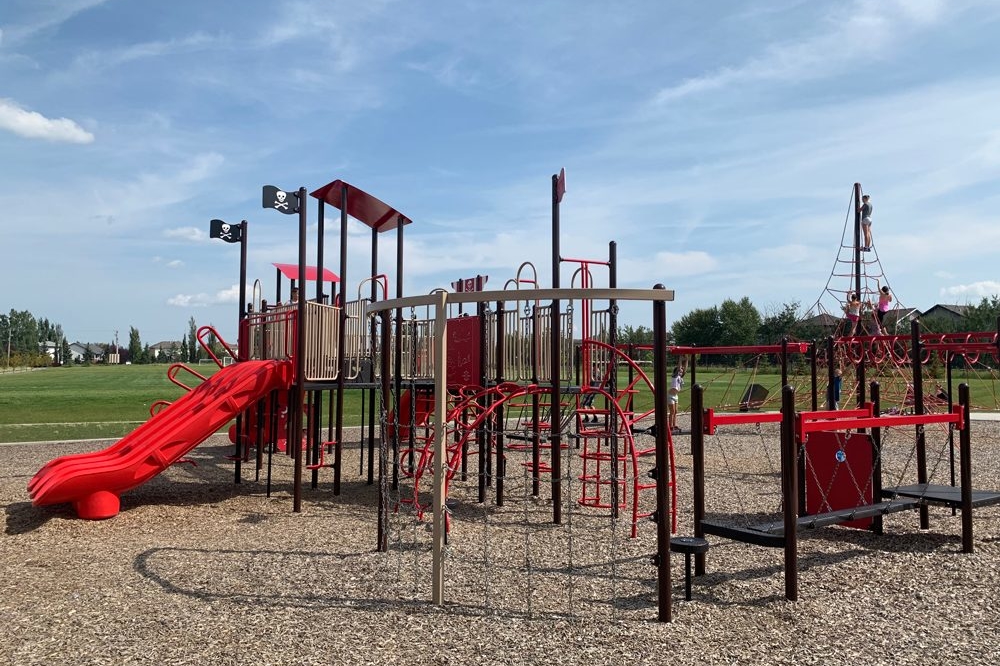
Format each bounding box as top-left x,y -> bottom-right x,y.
809,340 -> 818,412
853,182 -> 862,299
781,384 -> 798,601
652,284 -> 672,623
234,220 -> 248,485
292,187 -> 308,513
691,384 -> 706,576
911,318 -> 929,529
550,172 -> 562,524
333,188 -> 349,495
393,217 -> 405,490
609,241 -> 619,516
494,298 -> 505,505
959,383 -> 974,554
870,381 -> 884,535
377,310 -> 392,552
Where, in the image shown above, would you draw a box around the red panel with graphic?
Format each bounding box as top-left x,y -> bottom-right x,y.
446,316 -> 481,387
804,431 -> 875,529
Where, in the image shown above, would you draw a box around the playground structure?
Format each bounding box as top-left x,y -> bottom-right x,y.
26,175 -> 1000,623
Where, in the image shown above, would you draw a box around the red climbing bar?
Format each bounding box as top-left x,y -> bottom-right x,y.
702,405 -> 873,435
795,405 -> 964,441
703,409 -> 782,435
669,343 -> 810,355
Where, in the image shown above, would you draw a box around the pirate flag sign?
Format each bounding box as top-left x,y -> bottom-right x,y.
210,219 -> 242,243
262,185 -> 299,214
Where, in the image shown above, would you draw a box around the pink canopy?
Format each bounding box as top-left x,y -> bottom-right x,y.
272,263 -> 340,283
310,179 -> 412,232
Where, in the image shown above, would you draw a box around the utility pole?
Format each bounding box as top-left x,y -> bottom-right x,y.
6,325 -> 11,368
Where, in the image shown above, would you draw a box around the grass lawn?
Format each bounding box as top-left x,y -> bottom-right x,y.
2,362 -> 996,443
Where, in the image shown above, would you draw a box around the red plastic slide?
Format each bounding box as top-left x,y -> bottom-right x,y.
28,359 -> 293,520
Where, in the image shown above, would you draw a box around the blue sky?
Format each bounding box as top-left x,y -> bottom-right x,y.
3,0 -> 1000,345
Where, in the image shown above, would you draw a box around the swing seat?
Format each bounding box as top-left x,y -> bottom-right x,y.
738,384 -> 769,412
881,484 -> 1000,509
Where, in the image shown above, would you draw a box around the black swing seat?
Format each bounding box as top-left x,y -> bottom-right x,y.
881,484 -> 1000,509
701,498 -> 922,549
739,383 -> 769,412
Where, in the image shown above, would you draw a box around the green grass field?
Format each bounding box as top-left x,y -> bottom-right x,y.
1,363 -> 996,443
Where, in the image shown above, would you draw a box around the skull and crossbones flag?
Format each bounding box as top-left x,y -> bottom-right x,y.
210,219 -> 242,243
262,185 -> 299,214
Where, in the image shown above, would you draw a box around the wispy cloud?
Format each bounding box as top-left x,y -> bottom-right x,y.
68,33 -> 220,74
0,98 -> 94,143
652,0 -> 955,104
0,0 -> 110,46
167,284 -> 238,307
164,227 -> 207,242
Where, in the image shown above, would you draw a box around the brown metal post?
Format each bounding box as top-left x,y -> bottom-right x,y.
781,384 -> 798,601
870,381 -> 883,535
377,311 -> 392,552
332,188 -> 350,495
853,182 -> 862,298
549,170 -> 564,524
292,187 -> 307,513
911,318 -> 929,529
959,383 -> 973,553
652,284 -> 672,622
531,304 -> 541,497
809,340 -> 818,412
494,298 -> 505,505
691,384 -> 706,576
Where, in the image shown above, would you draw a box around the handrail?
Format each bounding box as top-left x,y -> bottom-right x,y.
197,325 -> 238,368
166,363 -> 208,392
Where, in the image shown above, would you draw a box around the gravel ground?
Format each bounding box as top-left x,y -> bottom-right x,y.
3,418 -> 1000,666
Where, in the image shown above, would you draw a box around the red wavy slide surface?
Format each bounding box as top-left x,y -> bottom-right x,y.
28,360 -> 293,520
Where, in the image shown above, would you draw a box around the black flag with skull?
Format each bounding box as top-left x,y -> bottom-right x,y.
210,219 -> 242,243
262,185 -> 299,214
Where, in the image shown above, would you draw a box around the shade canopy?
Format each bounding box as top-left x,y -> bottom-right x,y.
310,179 -> 412,232
273,263 -> 340,283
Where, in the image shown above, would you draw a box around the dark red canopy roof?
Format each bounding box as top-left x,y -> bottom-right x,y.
310,179 -> 412,232
273,263 -> 340,282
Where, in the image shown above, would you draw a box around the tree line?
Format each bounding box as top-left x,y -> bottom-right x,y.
616,295 -> 1000,367
0,310 -> 224,368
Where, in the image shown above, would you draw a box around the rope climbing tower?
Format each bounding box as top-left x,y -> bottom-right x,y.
807,183 -> 912,336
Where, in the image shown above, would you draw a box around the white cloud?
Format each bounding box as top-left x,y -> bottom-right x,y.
164,227 -> 206,242
0,98 -> 94,143
166,259 -> 184,269
940,281 -> 1000,298
651,251 -> 718,277
166,284 -> 239,307
652,0 -> 957,104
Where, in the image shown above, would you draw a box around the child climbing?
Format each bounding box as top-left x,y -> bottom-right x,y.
843,292 -> 862,336
875,281 -> 892,334
668,365 -> 685,433
859,194 -> 873,251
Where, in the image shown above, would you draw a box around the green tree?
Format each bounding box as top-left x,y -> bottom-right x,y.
718,297 -> 761,346
180,335 -> 189,364
128,327 -> 144,364
672,306 -> 722,364
962,296 -> 1000,332
759,301 -> 801,344
187,317 -> 199,363
7,309 -> 39,355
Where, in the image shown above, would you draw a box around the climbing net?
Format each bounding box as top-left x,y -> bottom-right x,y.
376,379 -> 658,620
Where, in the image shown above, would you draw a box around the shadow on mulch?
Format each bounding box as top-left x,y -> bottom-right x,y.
5,500 -> 66,535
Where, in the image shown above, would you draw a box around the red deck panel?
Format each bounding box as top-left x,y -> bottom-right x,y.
309,179 -> 412,232
272,263 -> 340,282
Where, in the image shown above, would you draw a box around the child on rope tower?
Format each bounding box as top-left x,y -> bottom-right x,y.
668,365 -> 685,433
875,281 -> 893,334
859,194 -> 873,251
843,292 -> 862,336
